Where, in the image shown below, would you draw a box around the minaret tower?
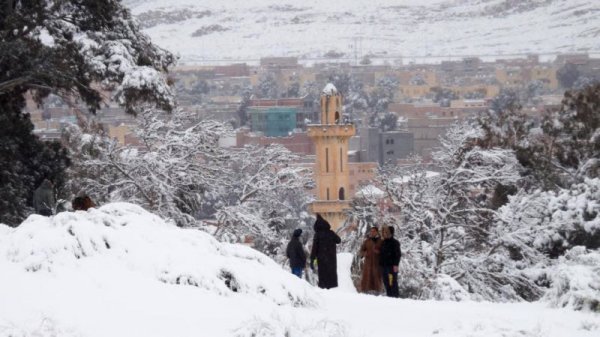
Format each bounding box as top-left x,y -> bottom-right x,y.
308,83 -> 356,230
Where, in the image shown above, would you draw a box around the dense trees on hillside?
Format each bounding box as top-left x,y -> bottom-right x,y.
62,107 -> 314,258
342,84 -> 600,307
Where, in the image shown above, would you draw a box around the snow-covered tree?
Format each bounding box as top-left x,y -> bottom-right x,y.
257,72 -> 279,99
1,0 -> 175,225
1,0 -> 175,114
369,76 -> 398,114
557,62 -> 580,89
429,87 -> 458,107
541,83 -> 600,180
63,108 -> 228,226
0,110 -> 70,225
377,111 -> 399,131
213,145 -> 313,257
372,122 -> 531,300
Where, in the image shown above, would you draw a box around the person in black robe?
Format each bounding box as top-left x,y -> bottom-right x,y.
310,214 -> 341,289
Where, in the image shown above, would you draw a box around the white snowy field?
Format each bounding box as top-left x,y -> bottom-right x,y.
1,203 -> 599,337
123,0 -> 600,64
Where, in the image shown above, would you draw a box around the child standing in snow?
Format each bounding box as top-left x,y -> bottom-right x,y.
286,228 -> 307,278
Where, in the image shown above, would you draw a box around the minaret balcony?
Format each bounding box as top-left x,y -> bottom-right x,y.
310,200 -> 352,214
307,124 -> 356,139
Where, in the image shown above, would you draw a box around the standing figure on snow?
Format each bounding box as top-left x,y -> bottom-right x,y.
286,228 -> 307,278
33,179 -> 55,216
359,226 -> 383,294
310,214 -> 341,289
380,226 -> 401,297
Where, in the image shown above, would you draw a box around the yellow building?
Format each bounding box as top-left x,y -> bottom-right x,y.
308,84 -> 356,230
108,124 -> 131,145
531,66 -> 559,90
397,84 -> 432,99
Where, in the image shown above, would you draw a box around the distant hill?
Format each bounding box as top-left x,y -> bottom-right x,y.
124,0 -> 600,64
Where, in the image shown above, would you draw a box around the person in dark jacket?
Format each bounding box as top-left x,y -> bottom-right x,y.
286,228 -> 306,278
33,179 -> 55,216
380,226 -> 401,297
310,214 -> 341,289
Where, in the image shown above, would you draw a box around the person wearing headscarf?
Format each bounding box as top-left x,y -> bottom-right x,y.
359,226 -> 383,294
310,214 -> 341,289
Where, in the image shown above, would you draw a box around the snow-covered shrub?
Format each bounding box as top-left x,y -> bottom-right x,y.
536,179 -> 600,256
0,203 -> 318,307
544,247 -> 600,312
428,274 -> 471,301
499,178 -> 600,258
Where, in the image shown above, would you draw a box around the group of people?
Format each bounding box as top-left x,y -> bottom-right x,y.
359,226 -> 401,297
32,178 -> 95,215
286,214 -> 401,297
286,214 -> 341,289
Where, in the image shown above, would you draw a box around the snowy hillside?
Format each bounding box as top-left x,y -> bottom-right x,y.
123,0 -> 600,64
1,203 -> 599,337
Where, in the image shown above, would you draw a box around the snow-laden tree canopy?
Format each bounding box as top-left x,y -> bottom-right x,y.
0,0 -> 175,113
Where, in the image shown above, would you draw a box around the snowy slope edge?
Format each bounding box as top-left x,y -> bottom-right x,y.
0,203 -> 318,307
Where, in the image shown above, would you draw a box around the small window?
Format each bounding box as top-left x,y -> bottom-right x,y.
339,187 -> 345,200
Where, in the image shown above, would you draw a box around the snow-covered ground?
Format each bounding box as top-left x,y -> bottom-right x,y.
123,0 -> 600,65
1,204 -> 599,337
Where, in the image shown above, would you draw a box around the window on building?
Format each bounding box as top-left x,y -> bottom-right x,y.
325,148 -> 329,172
339,187 -> 345,200
335,111 -> 340,124
327,188 -> 330,200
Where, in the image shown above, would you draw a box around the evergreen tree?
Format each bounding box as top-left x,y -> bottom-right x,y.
0,108 -> 69,225
0,0 -> 175,225
557,62 -> 580,89
542,83 -> 600,179
257,72 -> 279,99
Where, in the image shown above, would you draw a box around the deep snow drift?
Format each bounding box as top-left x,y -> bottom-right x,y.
1,203 -> 599,337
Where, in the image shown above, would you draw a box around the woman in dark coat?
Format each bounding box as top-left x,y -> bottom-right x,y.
310,214 -> 341,289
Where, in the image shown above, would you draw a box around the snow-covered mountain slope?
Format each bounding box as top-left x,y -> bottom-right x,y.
1,203 -> 599,337
123,0 -> 600,64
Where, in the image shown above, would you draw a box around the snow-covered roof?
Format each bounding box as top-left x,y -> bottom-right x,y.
322,83 -> 338,96
355,185 -> 385,199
